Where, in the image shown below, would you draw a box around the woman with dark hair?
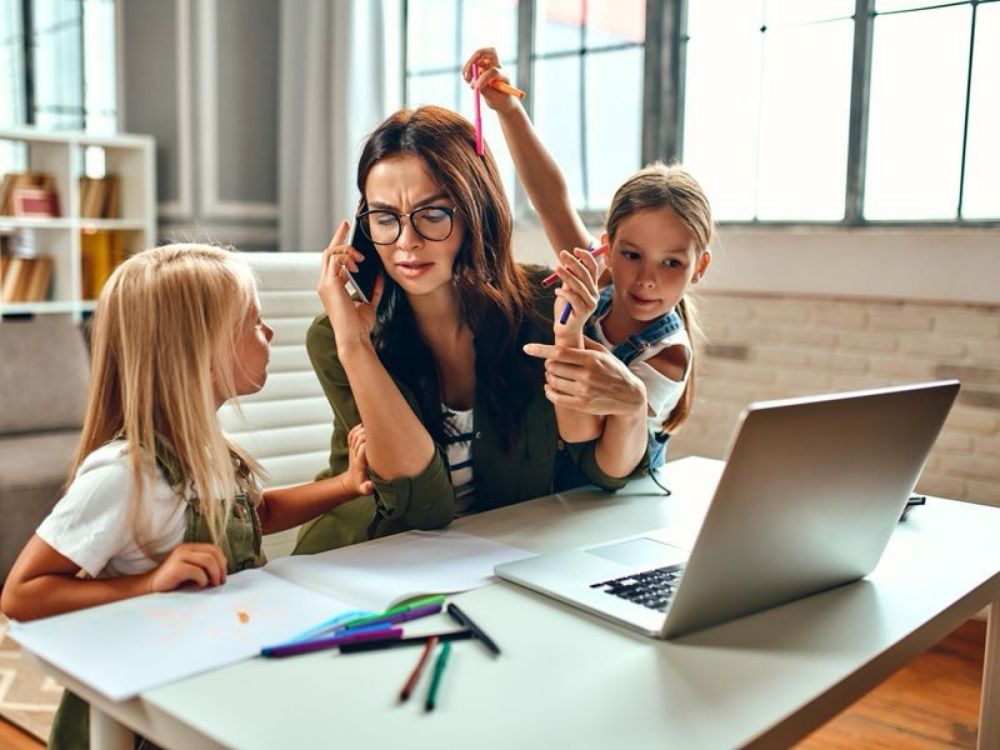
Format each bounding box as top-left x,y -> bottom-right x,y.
294,106 -> 649,553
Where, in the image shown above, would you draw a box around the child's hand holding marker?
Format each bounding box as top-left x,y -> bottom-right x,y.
552,245 -> 607,336
463,47 -> 525,115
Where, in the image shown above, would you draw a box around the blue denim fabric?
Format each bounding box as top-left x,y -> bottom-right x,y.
584,286 -> 684,470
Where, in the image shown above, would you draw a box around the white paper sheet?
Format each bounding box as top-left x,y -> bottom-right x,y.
265,529 -> 534,610
9,569 -> 353,701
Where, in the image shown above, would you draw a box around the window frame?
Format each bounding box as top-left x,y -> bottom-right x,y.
402,0 -> 1000,228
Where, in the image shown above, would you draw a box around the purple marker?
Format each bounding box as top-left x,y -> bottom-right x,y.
261,627 -> 404,658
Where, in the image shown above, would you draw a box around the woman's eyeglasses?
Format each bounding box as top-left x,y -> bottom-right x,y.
357,206 -> 457,245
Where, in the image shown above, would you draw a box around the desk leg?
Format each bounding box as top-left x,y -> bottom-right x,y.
979,601 -> 1000,750
90,705 -> 134,750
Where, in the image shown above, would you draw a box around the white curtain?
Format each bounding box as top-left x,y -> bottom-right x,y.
278,0 -> 402,253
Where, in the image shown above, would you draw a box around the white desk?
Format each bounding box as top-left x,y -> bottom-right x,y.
26,457 -> 1000,749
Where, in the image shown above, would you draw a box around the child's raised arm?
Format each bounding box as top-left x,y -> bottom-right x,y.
463,47 -> 592,261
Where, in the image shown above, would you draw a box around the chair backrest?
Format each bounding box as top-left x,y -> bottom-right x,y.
218,252 -> 333,491
0,318 -> 89,436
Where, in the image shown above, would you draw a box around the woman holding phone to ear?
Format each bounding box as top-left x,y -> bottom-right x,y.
294,105 -> 649,554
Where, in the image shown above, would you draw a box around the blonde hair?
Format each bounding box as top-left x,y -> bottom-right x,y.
605,162 -> 714,435
71,244 -> 262,554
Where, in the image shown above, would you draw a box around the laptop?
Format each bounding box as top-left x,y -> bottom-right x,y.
495,381 -> 960,639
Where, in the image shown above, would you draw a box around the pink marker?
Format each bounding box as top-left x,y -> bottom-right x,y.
472,64 -> 484,156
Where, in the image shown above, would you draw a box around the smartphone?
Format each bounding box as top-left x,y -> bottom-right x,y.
343,220 -> 382,304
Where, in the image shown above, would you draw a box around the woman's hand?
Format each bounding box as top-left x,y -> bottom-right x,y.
146,543 -> 228,593
317,220 -> 384,354
345,423 -> 375,497
462,47 -> 519,115
552,247 -> 603,343
523,343 -> 647,418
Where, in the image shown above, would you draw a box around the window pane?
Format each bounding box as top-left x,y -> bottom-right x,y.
0,0 -> 24,128
33,19 -> 84,129
962,3 -> 1000,219
683,1 -> 763,220
584,47 -> 641,210
764,0 -> 854,26
757,20 -> 852,220
83,0 -> 117,134
585,0 -> 643,47
533,55 -> 584,207
535,0 -> 583,55
407,0 -> 457,72
407,72 -> 458,110
461,0 -> 518,63
865,6 -> 970,219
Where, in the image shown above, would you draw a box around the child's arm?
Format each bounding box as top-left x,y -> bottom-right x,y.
463,48 -> 592,260
0,538 -> 228,622
549,248 -> 605,442
256,424 -> 375,534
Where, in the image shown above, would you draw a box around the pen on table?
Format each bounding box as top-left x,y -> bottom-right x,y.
260,627 -> 403,658
425,641 -> 452,712
446,603 -> 501,657
338,601 -> 443,634
340,630 -> 473,654
487,79 -> 526,99
399,636 -> 438,703
472,63 -> 485,156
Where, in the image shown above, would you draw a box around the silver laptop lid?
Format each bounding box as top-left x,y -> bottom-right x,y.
661,380 -> 959,638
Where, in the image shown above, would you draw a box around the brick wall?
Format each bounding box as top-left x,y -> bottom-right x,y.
668,292 -> 1000,506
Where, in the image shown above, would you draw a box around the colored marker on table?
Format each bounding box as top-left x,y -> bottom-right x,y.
260,627 -> 403,659
399,636 -> 438,702
424,641 -> 452,712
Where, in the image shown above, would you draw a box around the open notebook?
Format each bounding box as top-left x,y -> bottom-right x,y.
9,529 -> 531,701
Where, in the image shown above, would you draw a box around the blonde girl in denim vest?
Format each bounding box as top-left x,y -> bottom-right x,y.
465,48 -> 714,472
1,244 -> 374,748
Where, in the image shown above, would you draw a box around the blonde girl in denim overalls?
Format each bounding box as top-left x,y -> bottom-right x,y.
1,245 -> 374,748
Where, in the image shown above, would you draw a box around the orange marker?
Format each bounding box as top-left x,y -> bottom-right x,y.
488,79 -> 526,99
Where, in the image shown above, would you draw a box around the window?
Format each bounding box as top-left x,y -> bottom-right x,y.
0,0 -> 118,134
403,0 -> 645,215
866,0 -> 999,220
683,1 -> 854,221
402,0 -> 1000,224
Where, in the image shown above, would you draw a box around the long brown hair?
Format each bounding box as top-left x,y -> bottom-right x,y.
72,244 -> 262,555
356,106 -> 537,448
605,162 -> 714,435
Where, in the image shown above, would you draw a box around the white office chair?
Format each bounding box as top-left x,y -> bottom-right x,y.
218,252 -> 332,559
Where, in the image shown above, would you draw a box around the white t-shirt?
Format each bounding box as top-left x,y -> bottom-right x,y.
36,440 -> 188,579
591,317 -> 691,433
442,405 -> 475,516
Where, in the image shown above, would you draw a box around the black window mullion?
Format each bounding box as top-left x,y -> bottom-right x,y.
643,0 -> 684,165
957,0 -> 979,220
20,0 -> 34,125
845,0 -> 874,225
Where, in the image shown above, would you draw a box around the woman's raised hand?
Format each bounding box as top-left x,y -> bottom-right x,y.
317,220 -> 384,354
523,342 -> 647,419
462,47 -> 519,115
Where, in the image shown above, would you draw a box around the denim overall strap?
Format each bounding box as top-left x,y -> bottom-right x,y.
586,292 -> 685,366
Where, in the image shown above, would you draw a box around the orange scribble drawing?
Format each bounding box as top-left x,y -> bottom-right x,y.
237,611 -> 250,624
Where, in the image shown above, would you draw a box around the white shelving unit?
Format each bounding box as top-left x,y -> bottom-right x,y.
0,127 -> 155,322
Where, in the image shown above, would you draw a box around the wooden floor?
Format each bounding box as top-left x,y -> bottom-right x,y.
0,619 -> 986,749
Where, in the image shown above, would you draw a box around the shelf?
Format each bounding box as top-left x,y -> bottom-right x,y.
0,217 -> 74,231
0,127 -> 155,322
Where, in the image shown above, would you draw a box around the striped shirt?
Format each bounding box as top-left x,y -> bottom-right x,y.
442,405 -> 475,515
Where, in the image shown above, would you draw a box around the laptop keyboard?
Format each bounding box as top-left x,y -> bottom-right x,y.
590,565 -> 686,612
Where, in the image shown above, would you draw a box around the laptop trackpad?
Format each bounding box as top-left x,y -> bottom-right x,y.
586,537 -> 687,568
